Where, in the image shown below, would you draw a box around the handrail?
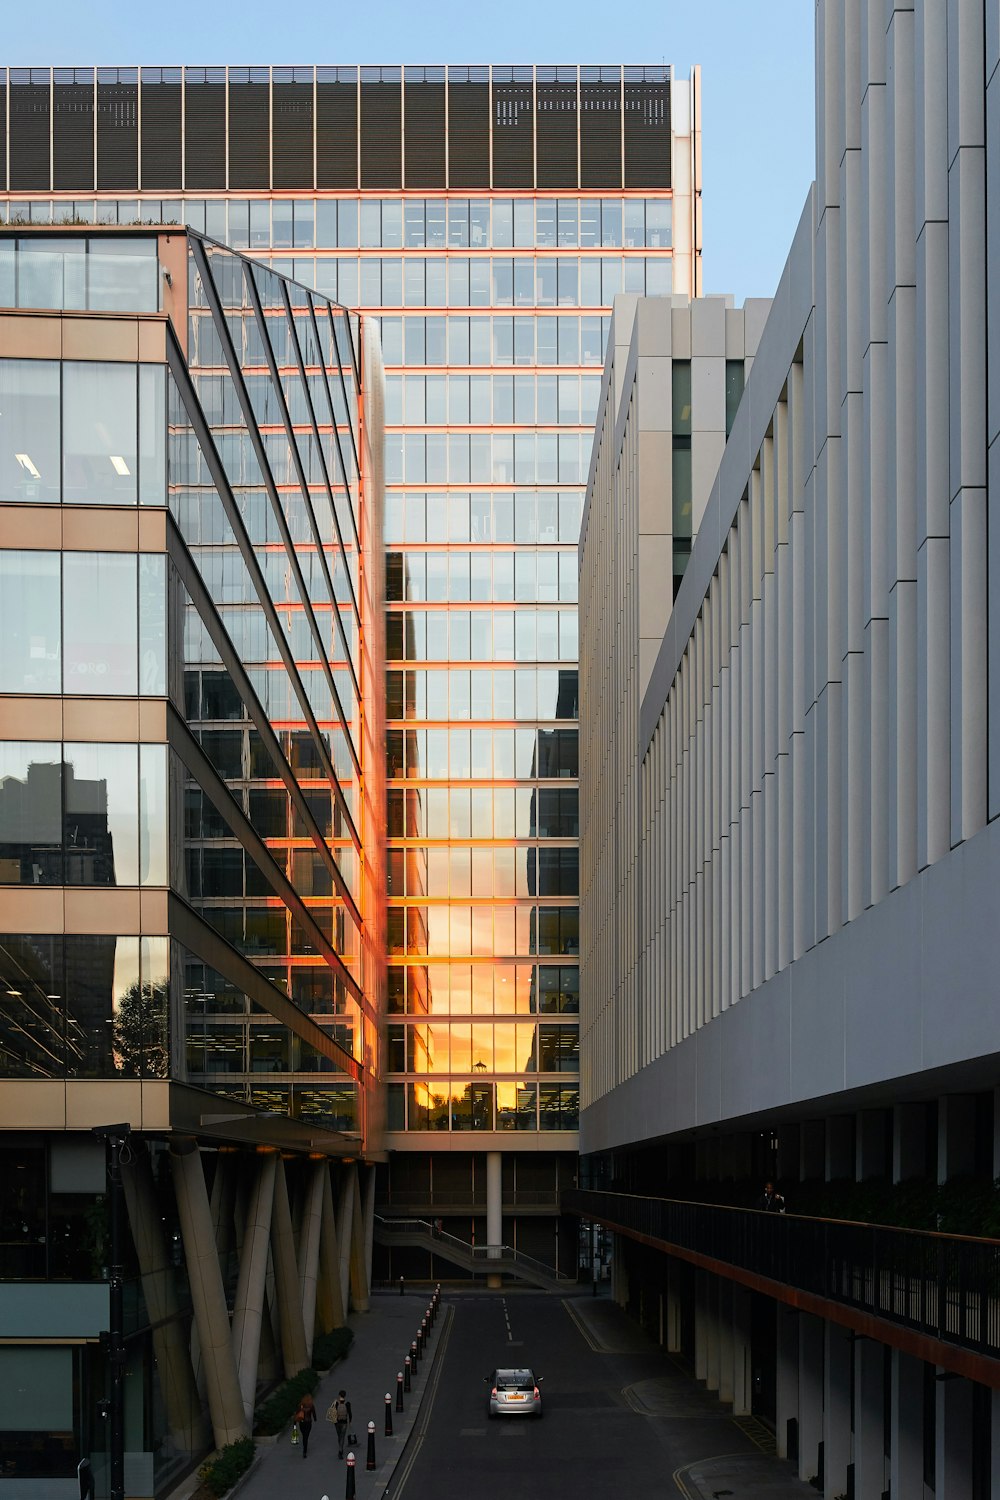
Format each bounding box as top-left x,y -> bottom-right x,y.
565,1187 -> 1000,1362
374,1214 -> 572,1283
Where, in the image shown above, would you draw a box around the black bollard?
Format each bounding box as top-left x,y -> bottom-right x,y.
399,1275 -> 405,1297
396,1371 -> 404,1411
416,1325 -> 423,1356
422,1314 -> 430,1343
410,1337 -> 419,1371
366,1420 -> 376,1472
345,1453 -> 356,1500
385,1393 -> 393,1437
403,1355 -> 411,1393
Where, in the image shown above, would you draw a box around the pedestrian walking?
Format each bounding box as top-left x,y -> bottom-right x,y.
757,1180 -> 786,1213
295,1392 -> 317,1459
327,1388 -> 353,1458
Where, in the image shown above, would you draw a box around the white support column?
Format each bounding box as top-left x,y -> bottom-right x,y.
823,1324 -> 851,1500
889,1349 -> 924,1498
798,1313 -> 824,1485
298,1160 -> 325,1355
853,1337 -> 885,1500
775,1306 -> 798,1459
169,1140 -> 247,1447
731,1285 -> 752,1416
936,1373 -> 974,1497
230,1153 -> 276,1426
317,1165 -> 346,1335
486,1150 -> 503,1290
121,1144 -> 208,1454
270,1156 -> 310,1378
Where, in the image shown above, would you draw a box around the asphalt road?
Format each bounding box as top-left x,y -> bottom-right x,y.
383,1291 -> 771,1500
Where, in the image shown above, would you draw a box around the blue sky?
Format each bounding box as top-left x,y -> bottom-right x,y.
4,0 -> 815,304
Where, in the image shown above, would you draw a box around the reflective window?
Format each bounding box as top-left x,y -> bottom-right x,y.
63,552 -> 138,695
63,362 -> 138,504
0,360 -> 60,504
0,550 -> 61,693
0,743 -> 63,884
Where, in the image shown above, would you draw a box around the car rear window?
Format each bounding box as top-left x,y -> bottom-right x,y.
497,1370 -> 534,1389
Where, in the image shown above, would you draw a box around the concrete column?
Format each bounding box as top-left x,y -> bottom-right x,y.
800,1120 -> 825,1181
299,1161 -> 325,1353
486,1150 -> 503,1289
823,1324 -> 851,1500
270,1156 -> 310,1377
230,1153 -> 276,1426
856,1109 -> 888,1180
337,1166 -> 355,1316
665,1262 -> 682,1352
936,1373 -> 974,1498
731,1285 -> 752,1416
775,1306 -> 798,1459
348,1165 -> 370,1312
316,1164 -> 346,1334
694,1271 -> 709,1383
361,1164 -> 377,1300
797,1313 -> 824,1485
257,1264 -> 280,1382
718,1281 -> 734,1403
893,1101 -> 927,1181
191,1153 -> 237,1396
938,1094 -> 976,1182
889,1349 -> 924,1498
853,1337 -> 885,1499
704,1275 -> 721,1393
121,1144 -> 209,1453
826,1115 -> 854,1179
169,1140 -> 247,1446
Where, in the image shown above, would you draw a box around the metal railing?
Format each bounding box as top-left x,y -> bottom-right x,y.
374,1214 -> 573,1287
564,1188 -> 1000,1360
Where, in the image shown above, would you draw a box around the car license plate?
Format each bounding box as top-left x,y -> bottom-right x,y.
508,1393 -> 523,1400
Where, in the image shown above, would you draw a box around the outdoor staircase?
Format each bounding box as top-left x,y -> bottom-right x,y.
373,1214 -> 572,1292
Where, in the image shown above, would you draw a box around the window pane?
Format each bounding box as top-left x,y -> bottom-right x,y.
64,742 -> 139,886
0,742 -> 62,884
0,550 -> 61,693
0,360 -> 61,504
63,552 -> 138,695
63,362 -> 138,505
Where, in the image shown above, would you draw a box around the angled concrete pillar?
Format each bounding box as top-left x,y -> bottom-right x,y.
191,1153 -> 238,1396
853,1337 -> 886,1499
337,1166 -> 356,1315
798,1313 -> 824,1485
823,1324 -> 851,1500
299,1161 -> 325,1354
348,1164 -> 369,1312
258,1250 -> 280,1382
317,1164 -> 346,1334
169,1140 -> 247,1447
121,1143 -> 208,1454
230,1153 -> 276,1426
775,1306 -> 798,1458
889,1349 -> 923,1498
270,1156 -> 310,1377
731,1285 -> 752,1417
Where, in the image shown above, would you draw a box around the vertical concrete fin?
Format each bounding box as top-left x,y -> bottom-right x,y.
317,1164 -> 346,1334
230,1153 -> 277,1425
299,1161 -> 326,1353
269,1156 -> 310,1377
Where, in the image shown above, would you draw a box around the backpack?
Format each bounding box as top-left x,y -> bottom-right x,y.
334,1397 -> 348,1423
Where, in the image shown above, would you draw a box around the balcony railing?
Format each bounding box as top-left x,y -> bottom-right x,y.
564,1188 -> 1000,1361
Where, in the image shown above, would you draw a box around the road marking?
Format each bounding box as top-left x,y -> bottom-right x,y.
561,1297 -> 616,1353
502,1294 -> 513,1342
383,1303 -> 454,1499
671,1453 -> 759,1498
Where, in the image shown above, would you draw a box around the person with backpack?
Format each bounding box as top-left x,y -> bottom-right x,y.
328,1389 -> 352,1459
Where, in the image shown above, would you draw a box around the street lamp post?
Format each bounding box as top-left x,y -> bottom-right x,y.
92,1123 -> 131,1500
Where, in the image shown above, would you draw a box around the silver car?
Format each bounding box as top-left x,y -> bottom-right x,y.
486,1367 -> 543,1418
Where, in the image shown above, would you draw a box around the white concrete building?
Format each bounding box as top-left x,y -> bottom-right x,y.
575,2 -> 1000,1494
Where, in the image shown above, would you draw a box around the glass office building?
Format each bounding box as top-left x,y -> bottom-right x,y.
0,63 -> 702,1273
0,226 -> 384,1492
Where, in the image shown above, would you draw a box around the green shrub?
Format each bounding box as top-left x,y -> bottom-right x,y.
199,1436 -> 255,1497
312,1325 -> 354,1370
253,1367 -> 320,1437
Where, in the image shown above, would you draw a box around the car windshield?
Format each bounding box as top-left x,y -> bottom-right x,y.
496,1370 -> 534,1390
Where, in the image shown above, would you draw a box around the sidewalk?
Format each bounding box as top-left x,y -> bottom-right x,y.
237,1290 -> 448,1500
